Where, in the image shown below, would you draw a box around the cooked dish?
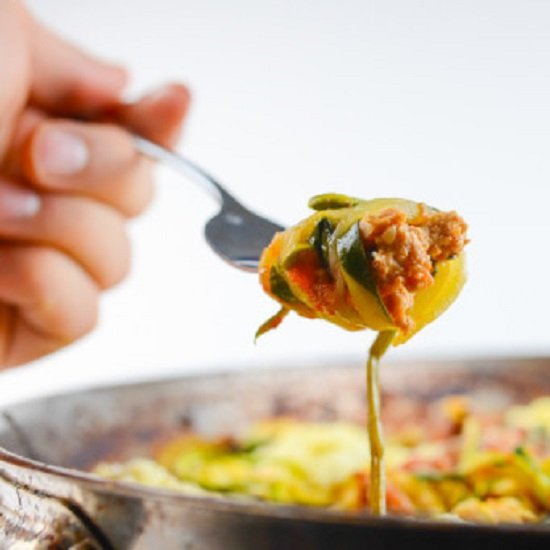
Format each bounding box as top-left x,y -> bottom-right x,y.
256,194 -> 468,343
257,193 -> 468,513
95,395 -> 550,524
96,193 -> 471,519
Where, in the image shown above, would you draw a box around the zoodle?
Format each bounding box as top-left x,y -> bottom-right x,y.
257,193 -> 469,514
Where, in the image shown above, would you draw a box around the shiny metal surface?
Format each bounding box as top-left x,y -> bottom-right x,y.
134,135 -> 284,272
1,357 -> 550,549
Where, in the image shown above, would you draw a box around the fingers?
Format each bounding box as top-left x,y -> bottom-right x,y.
25,7 -> 191,143
22,118 -> 154,217
27,15 -> 127,114
16,83 -> 191,216
0,179 -> 131,290
0,172 -> 131,367
0,244 -> 99,368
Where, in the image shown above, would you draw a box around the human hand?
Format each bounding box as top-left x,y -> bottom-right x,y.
0,1 -> 190,367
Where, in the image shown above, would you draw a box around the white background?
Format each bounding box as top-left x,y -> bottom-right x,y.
1,0 -> 550,405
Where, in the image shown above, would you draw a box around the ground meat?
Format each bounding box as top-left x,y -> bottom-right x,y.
358,207 -> 468,333
417,209 -> 468,262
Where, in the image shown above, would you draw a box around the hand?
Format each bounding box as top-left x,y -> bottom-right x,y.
0,1 -> 190,368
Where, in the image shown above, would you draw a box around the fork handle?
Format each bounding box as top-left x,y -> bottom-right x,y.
133,135 -> 237,209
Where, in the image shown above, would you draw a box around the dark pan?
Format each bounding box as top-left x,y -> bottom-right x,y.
1,356 -> 549,549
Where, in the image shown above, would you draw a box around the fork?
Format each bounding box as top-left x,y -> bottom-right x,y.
133,136 -> 284,272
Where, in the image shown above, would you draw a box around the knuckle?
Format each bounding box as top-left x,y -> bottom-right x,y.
27,247 -> 99,341
71,293 -> 99,339
100,228 -> 131,289
0,245 -> 100,345
19,247 -> 61,300
40,195 -> 132,290
120,160 -> 155,218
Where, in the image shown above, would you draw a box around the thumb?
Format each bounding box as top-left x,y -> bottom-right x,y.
28,17 -> 127,115
115,84 -> 191,147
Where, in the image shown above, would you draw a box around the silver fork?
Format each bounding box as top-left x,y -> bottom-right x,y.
133,136 -> 284,272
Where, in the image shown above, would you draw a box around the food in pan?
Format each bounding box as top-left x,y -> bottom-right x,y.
95,395 -> 550,524
257,194 -> 468,513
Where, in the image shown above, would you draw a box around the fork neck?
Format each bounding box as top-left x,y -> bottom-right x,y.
132,135 -> 245,213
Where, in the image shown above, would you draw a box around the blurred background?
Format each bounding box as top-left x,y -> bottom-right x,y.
1,0 -> 549,404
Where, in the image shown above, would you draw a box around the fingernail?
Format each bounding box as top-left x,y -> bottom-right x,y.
36,128 -> 89,175
0,185 -> 41,220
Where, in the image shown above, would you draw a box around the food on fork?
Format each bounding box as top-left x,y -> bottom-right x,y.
96,192 -> 471,519
256,193 -> 468,513
257,193 -> 468,343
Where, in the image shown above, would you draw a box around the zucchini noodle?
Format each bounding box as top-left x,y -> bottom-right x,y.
95,193 -> 473,520
256,194 -> 468,515
366,330 -> 395,514
96,394 -> 550,524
